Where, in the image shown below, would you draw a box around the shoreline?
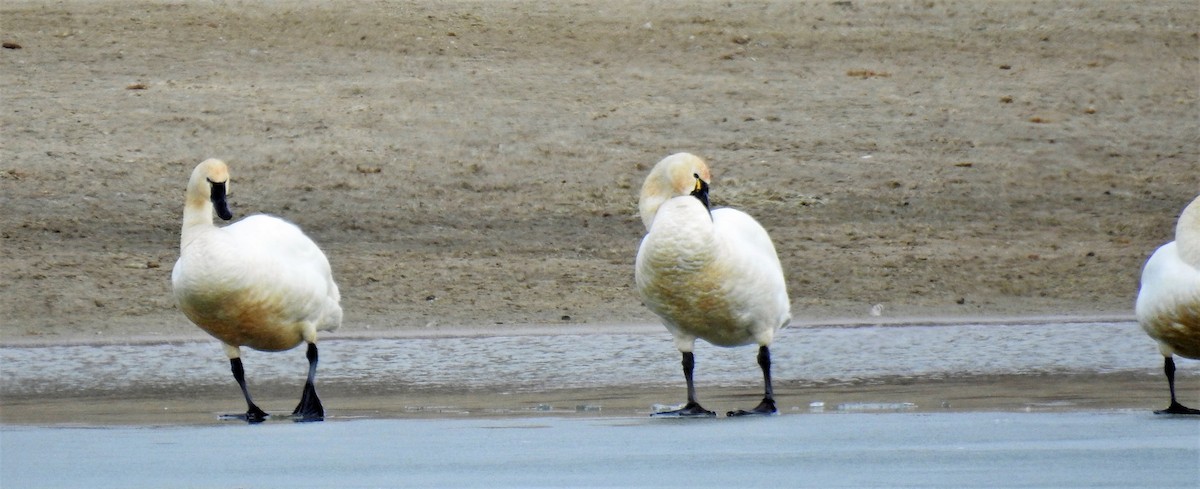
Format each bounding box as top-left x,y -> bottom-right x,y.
0,371 -> 1177,426
0,313 -> 1137,348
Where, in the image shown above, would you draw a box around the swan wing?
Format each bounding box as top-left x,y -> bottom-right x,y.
711,208 -> 792,329
711,208 -> 785,276
225,215 -> 341,330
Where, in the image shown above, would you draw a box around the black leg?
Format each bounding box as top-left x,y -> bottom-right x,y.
652,351 -> 715,417
760,344 -> 774,400
229,357 -> 268,423
1156,356 -> 1200,415
684,351 -> 700,405
728,345 -> 778,417
291,342 -> 325,422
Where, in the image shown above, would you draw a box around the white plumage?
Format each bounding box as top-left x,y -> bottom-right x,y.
635,152 -> 791,417
1135,194 -> 1200,415
172,158 -> 341,422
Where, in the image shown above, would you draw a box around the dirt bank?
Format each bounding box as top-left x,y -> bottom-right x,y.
1,0 -> 1197,341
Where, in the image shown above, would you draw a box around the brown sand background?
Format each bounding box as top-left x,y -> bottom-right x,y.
1,0 -> 1197,421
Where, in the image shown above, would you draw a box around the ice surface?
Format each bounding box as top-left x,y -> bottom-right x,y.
2,412 -> 1196,489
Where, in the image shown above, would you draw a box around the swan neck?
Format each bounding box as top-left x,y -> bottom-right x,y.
639,194 -> 667,231
1177,196 -> 1200,266
181,179 -> 216,246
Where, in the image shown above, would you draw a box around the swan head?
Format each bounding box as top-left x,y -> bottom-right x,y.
188,158 -> 234,221
638,152 -> 713,230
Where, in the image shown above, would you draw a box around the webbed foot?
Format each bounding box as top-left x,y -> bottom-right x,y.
291,381 -> 325,422
220,404 -> 269,424
652,401 -> 716,418
727,397 -> 777,417
1155,401 -> 1200,415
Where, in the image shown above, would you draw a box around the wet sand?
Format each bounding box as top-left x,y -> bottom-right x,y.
0,373 -> 1180,426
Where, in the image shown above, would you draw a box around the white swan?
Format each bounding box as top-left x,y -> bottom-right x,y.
171,158 -> 342,422
635,153 -> 791,417
1135,194 -> 1200,415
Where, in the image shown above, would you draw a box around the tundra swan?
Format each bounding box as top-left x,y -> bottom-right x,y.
635,153 -> 791,417
1135,194 -> 1200,415
172,158 -> 342,422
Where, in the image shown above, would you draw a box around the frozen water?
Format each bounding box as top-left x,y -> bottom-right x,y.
1,412 -> 1196,489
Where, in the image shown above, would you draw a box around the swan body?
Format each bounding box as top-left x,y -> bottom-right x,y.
172,158 -> 341,422
637,206 -> 789,349
1135,195 -> 1200,414
635,152 -> 791,417
174,214 -> 342,351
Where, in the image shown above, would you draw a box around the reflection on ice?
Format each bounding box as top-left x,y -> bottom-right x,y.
0,322 -> 1174,398
835,402 -> 918,412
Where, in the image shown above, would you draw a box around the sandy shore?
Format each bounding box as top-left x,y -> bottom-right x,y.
0,1 -> 1197,425
1,0 -> 1197,342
